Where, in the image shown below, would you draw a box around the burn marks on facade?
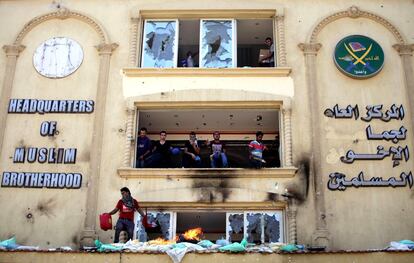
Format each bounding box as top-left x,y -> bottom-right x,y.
192,178 -> 231,202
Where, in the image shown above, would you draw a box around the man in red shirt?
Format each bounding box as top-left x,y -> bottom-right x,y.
108,187 -> 145,243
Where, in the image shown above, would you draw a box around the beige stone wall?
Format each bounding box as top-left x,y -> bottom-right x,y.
0,0 -> 413,249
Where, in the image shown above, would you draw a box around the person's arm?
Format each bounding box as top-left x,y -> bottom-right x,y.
135,200 -> 145,217
136,207 -> 145,217
151,144 -> 157,153
248,142 -> 253,159
108,207 -> 119,215
184,143 -> 196,159
191,142 -> 200,155
141,140 -> 152,159
260,52 -> 274,62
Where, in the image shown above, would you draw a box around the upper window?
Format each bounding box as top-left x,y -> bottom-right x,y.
142,20 -> 179,67
141,18 -> 275,68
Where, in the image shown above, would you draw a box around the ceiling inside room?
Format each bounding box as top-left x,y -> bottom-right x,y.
138,109 -> 280,134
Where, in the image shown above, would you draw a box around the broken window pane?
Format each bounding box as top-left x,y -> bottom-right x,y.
227,213 -> 244,242
142,20 -> 177,68
200,20 -> 234,68
246,212 -> 263,243
264,213 -> 281,243
245,211 -> 283,243
134,212 -> 172,241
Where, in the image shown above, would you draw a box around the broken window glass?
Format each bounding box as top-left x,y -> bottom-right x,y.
134,212 -> 172,241
142,20 -> 178,68
264,213 -> 281,243
200,20 -> 235,68
226,213 -> 244,242
245,212 -> 263,243
245,211 -> 283,243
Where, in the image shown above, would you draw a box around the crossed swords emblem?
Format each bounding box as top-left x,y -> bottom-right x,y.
344,43 -> 374,73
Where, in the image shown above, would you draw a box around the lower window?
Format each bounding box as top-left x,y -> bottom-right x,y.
133,210 -> 284,244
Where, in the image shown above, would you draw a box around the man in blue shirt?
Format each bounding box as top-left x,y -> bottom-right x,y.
136,127 -> 151,168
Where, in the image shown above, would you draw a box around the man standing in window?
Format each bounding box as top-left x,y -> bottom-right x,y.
136,127 -> 151,168
249,131 -> 268,168
259,37 -> 274,67
108,187 -> 145,243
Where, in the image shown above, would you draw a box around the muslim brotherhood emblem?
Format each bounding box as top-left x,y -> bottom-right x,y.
334,35 -> 384,79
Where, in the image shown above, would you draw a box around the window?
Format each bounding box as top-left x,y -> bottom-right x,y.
200,20 -> 236,68
134,108 -> 281,169
141,20 -> 179,68
134,211 -> 174,241
141,18 -> 274,68
134,210 -> 284,243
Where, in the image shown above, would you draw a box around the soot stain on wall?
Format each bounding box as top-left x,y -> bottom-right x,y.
36,198 -> 57,217
192,178 -> 231,202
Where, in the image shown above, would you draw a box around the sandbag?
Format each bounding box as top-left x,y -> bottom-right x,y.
0,236 -> 18,250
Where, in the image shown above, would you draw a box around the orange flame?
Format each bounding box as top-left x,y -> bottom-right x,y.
182,227 -> 203,241
148,237 -> 174,245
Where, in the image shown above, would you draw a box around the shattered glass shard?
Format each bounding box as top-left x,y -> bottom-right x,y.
200,20 -> 233,68
156,213 -> 171,239
264,214 -> 280,243
142,21 -> 177,68
246,213 -> 262,243
229,214 -> 244,233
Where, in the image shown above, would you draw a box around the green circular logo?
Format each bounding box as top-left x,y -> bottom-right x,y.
333,35 -> 384,79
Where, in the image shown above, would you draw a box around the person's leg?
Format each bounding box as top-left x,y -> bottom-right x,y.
114,219 -> 125,243
250,159 -> 262,169
210,154 -> 217,168
182,155 -> 190,168
136,159 -> 145,168
125,220 -> 135,242
194,156 -> 202,168
146,153 -> 160,168
221,152 -> 228,168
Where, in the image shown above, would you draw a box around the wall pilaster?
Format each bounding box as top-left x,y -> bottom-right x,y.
80,43 -> 118,247
298,42 -> 330,247
123,106 -> 136,167
282,107 -> 292,167
275,14 -> 287,66
129,16 -> 141,67
393,44 -> 414,140
0,45 -> 25,159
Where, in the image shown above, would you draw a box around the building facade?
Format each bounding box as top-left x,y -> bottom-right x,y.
0,0 -> 413,250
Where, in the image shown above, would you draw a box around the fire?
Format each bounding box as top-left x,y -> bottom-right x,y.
148,237 -> 174,245
181,227 -> 203,241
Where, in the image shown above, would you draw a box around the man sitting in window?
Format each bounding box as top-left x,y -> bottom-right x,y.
208,131 -> 229,168
259,37 -> 274,67
183,131 -> 202,168
146,130 -> 172,168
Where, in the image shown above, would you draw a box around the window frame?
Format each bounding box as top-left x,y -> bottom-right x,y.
138,10 -> 279,68
134,209 -> 285,243
199,19 -> 237,68
141,19 -> 179,68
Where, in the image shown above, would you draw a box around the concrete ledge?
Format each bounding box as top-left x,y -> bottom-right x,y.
117,167 -> 297,179
122,67 -> 292,78
1,251 -> 414,263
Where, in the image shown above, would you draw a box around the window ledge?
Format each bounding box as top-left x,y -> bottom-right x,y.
117,167 -> 297,179
122,67 -> 291,78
